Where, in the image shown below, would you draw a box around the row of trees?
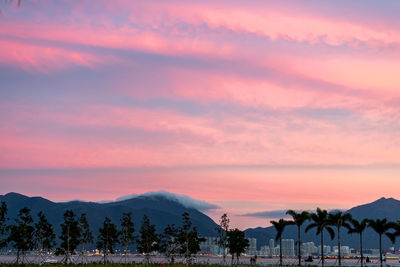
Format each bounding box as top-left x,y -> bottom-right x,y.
271,208 -> 400,267
0,202 -> 253,265
0,202 -> 210,264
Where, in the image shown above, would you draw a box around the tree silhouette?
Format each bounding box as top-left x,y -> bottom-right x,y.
78,213 -> 93,263
59,210 -> 81,263
348,218 -> 368,267
120,212 -> 135,261
328,211 -> 352,267
286,210 -> 310,266
160,224 -> 180,263
9,207 -> 34,264
97,217 -> 119,264
0,202 -> 8,250
216,213 -> 230,263
305,208 -> 335,267
177,212 -> 205,263
34,211 -> 55,263
368,218 -> 394,267
271,219 -> 290,267
178,212 -> 192,261
386,219 -> 400,244
227,228 -> 249,265
137,215 -> 159,263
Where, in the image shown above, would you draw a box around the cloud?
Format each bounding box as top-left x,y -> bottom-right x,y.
242,209 -> 345,218
242,209 -> 293,219
115,190 -> 219,211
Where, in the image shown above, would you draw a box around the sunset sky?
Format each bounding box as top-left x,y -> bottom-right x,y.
1,0 -> 400,229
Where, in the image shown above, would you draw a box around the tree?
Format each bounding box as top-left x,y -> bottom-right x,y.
187,226 -> 205,260
160,224 -> 180,263
8,207 -> 35,264
59,210 -> 81,263
78,213 -> 93,262
227,228 -> 249,265
271,219 -> 290,267
368,218 -> 394,267
0,202 -> 8,250
178,212 -> 192,260
305,208 -> 335,267
216,213 -> 230,263
97,217 -> 120,264
386,220 -> 400,244
328,211 -> 352,267
348,218 -> 368,267
286,210 -> 310,266
34,211 -> 55,263
177,212 -> 205,263
120,212 -> 135,260
137,215 -> 159,263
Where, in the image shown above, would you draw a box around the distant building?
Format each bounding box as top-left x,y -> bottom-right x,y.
301,242 -> 316,257
269,239 -> 275,256
282,239 -> 295,257
200,237 -> 225,255
318,245 -> 331,254
259,245 -> 271,256
246,238 -> 257,255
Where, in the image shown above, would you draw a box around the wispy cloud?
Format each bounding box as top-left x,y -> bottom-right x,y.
115,190 -> 219,211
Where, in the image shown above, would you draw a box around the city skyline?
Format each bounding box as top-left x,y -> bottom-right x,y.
1,1 -> 400,229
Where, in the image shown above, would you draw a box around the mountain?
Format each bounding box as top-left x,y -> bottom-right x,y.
0,192 -> 219,247
244,197 -> 400,250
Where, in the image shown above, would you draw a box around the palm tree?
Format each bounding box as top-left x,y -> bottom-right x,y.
368,218 -> 394,267
348,218 -> 368,267
328,211 -> 352,267
286,210 -> 310,266
386,220 -> 400,244
270,219 -> 289,267
305,208 -> 335,267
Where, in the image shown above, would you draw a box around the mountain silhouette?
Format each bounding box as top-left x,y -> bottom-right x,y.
0,192 -> 219,248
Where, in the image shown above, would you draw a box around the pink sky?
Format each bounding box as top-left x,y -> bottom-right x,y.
1,0 -> 400,229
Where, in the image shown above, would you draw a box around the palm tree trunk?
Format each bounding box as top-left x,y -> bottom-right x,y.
379,234 -> 383,267
298,226 -> 302,266
360,233 -> 363,267
321,231 -> 325,267
280,237 -> 283,267
338,226 -> 341,267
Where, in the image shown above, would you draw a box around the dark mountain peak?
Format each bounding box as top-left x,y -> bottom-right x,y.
368,196 -> 400,207
3,192 -> 28,199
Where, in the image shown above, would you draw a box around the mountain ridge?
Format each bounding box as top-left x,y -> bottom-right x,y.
2,192 -> 400,251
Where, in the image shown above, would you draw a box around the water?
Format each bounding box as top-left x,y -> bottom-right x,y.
0,255 -> 399,266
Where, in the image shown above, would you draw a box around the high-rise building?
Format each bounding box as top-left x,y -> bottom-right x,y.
269,239 -> 275,256
301,242 -> 316,257
259,245 -> 271,256
282,239 -> 295,257
246,238 -> 257,255
318,245 -> 331,254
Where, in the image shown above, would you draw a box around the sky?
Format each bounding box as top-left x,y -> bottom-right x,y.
1,0 -> 400,229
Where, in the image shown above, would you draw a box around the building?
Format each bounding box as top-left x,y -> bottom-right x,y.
246,238 -> 257,255
259,245 -> 271,256
318,245 -> 331,254
282,239 -> 295,257
301,242 -> 316,257
269,239 -> 275,256
200,237 -> 225,255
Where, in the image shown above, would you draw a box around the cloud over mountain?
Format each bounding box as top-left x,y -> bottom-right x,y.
115,190 -> 219,211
